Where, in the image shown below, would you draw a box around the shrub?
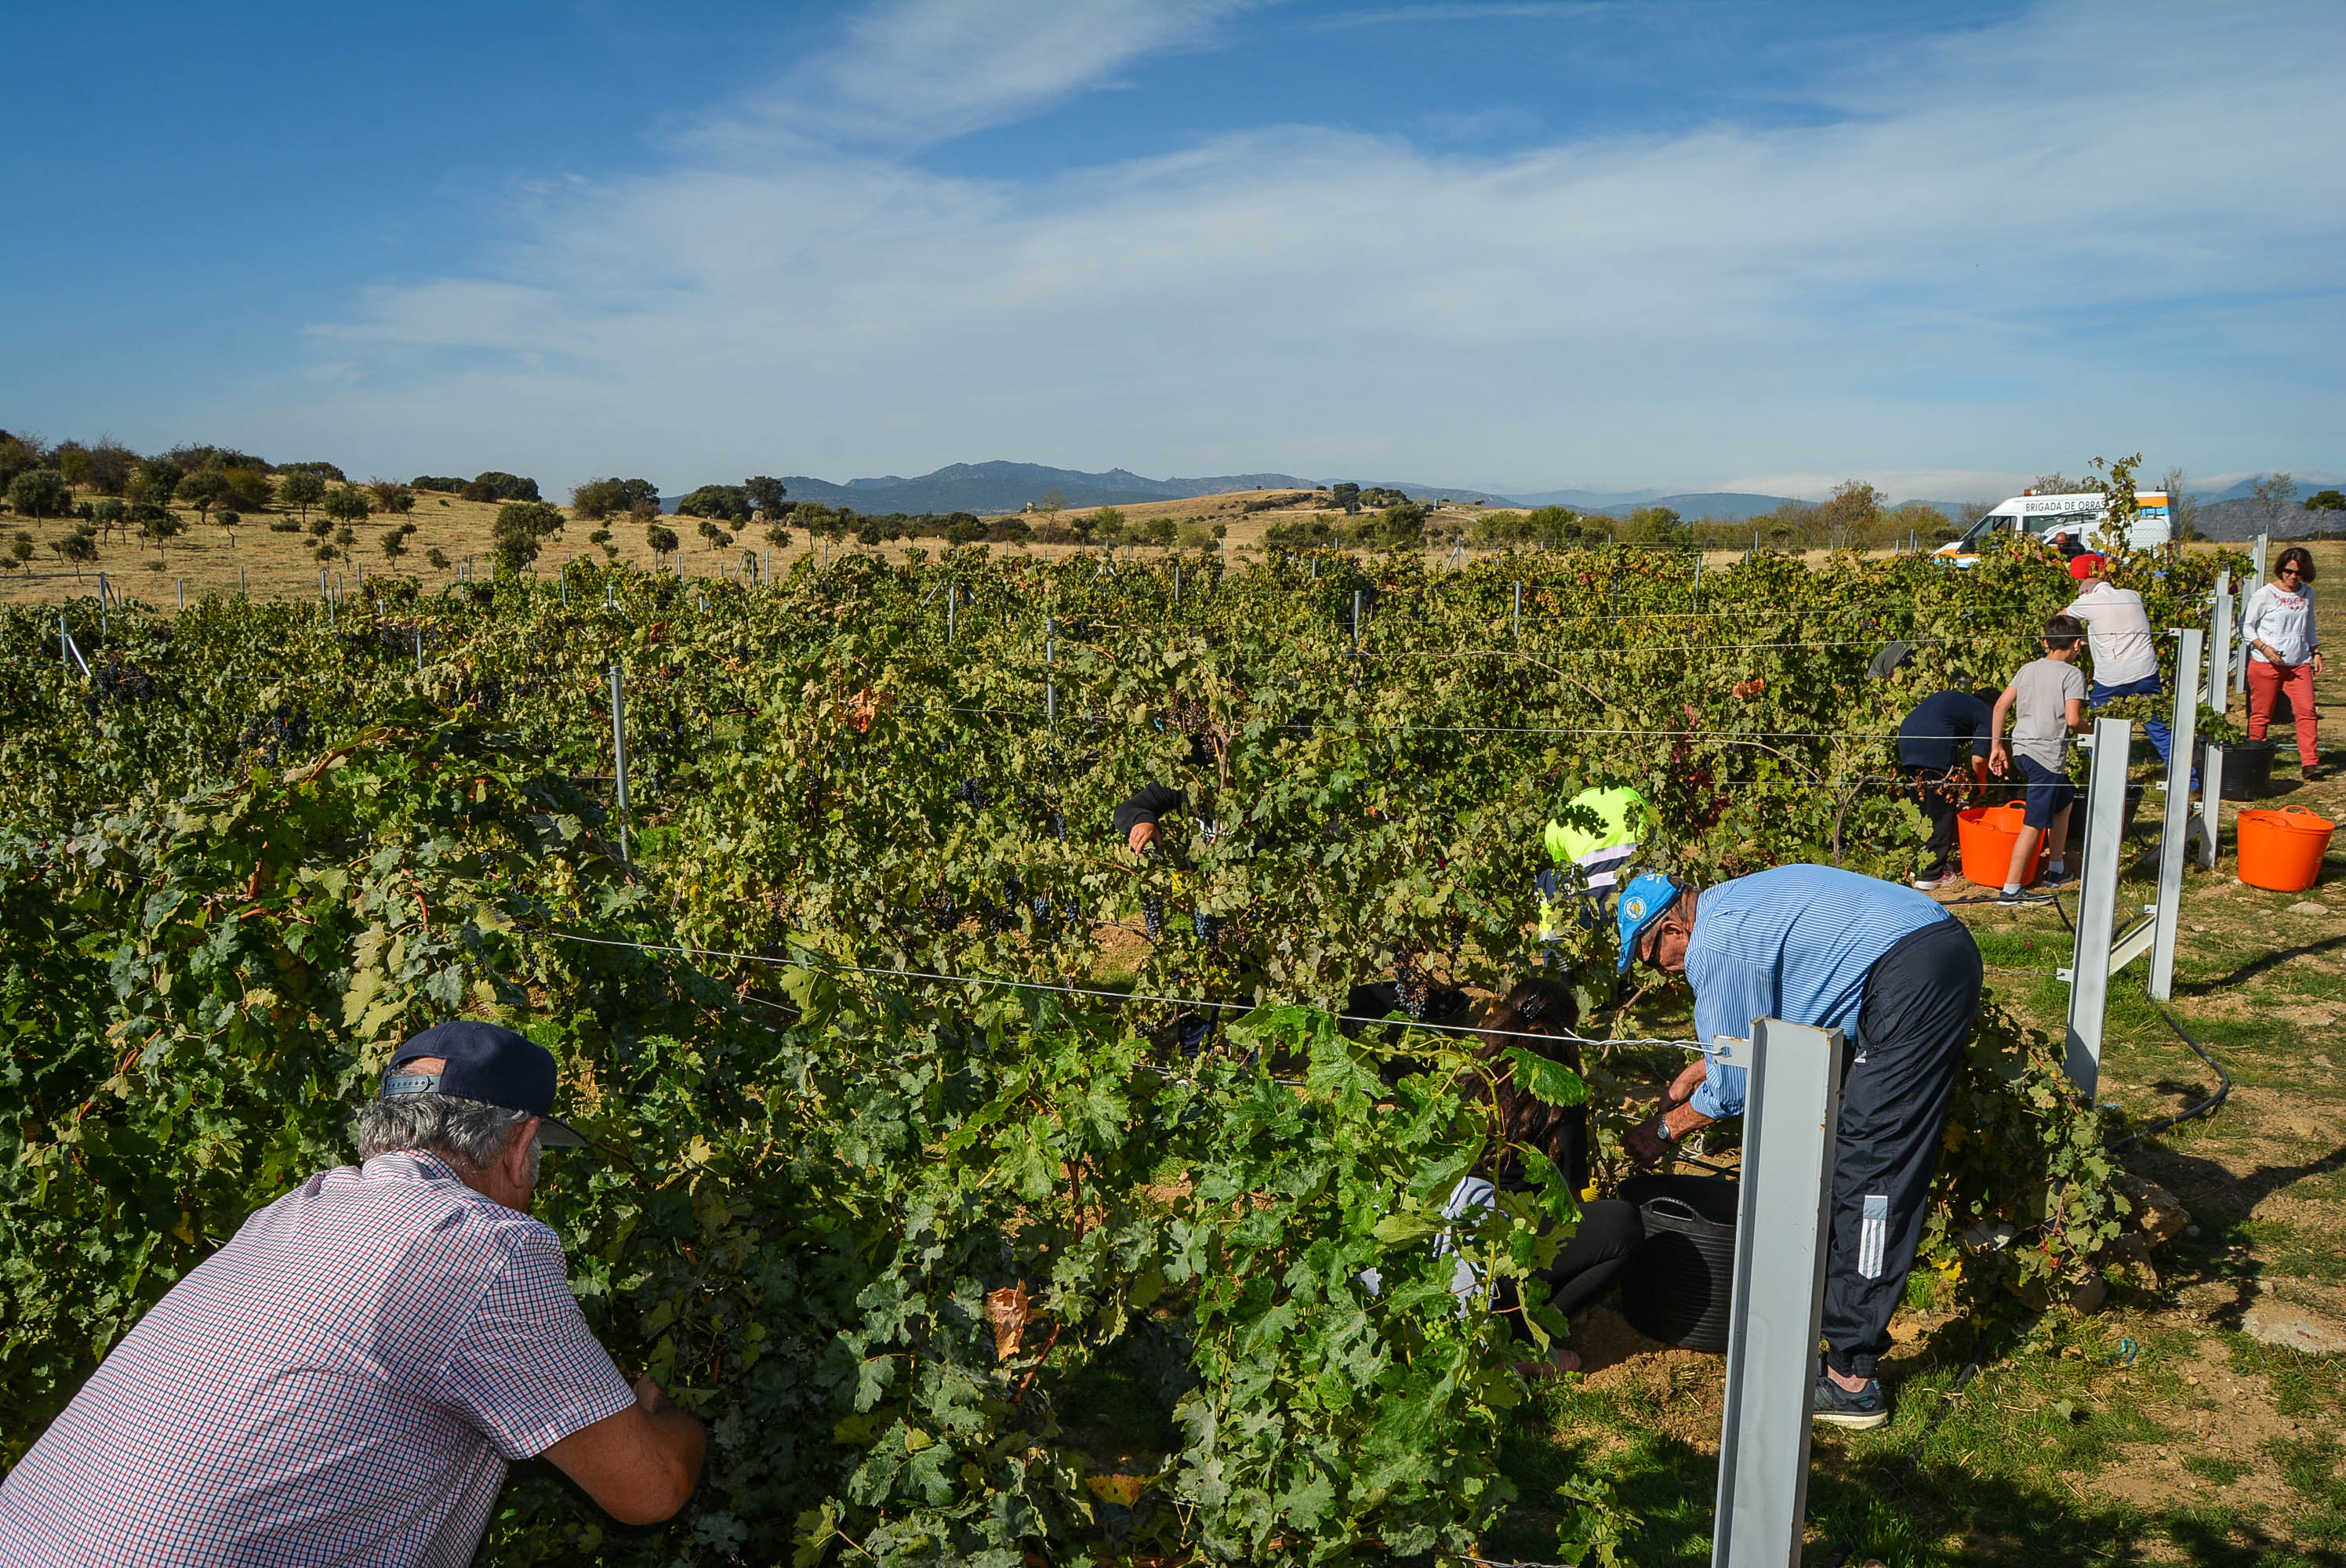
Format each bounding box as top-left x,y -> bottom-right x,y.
1265,516 -> 1339,549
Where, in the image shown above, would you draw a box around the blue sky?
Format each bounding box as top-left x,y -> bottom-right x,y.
5,1 -> 2341,501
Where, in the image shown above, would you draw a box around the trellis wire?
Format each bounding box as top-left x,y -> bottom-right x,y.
539,927 -> 1706,1054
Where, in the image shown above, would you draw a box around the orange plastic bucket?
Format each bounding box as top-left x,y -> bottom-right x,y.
2237,805 -> 2334,892
1959,803 -> 2045,888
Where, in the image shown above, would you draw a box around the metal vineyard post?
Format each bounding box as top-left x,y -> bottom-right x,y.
608,662 -> 631,867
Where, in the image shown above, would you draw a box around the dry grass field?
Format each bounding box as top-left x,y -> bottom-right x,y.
0,485 -> 1773,608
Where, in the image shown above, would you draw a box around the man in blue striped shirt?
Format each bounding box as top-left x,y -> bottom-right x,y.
1614,864 -> 1983,1430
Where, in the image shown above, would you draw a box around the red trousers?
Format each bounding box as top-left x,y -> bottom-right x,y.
2246,659 -> 2319,768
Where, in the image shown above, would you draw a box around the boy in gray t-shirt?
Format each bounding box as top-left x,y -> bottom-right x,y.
1987,615 -> 2089,904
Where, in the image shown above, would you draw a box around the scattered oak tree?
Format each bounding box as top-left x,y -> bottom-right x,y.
53,526 -> 99,577
491,501 -> 566,573
138,508 -> 186,557
172,470 -> 227,527
276,468 -> 327,523
677,485 -> 752,524
570,478 -> 630,521
6,469 -> 73,518
320,486 -> 374,528
744,475 -> 788,517
463,471 -> 539,503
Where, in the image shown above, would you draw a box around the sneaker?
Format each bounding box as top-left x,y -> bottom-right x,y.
1813,1372 -> 1890,1430
1911,871 -> 1948,891
1996,886 -> 2028,906
2041,864 -> 2074,887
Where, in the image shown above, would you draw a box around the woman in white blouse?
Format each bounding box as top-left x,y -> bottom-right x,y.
2242,546 -> 2323,780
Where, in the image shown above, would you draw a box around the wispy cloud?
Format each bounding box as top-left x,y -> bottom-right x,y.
1308,3 -> 1604,30
265,1 -> 2346,496
681,0 -> 1244,154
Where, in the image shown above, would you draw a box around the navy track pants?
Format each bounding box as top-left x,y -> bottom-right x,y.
1824,916 -> 1983,1381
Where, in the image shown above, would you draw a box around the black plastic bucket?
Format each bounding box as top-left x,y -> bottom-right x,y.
2220,740 -> 2275,800
1618,1173 -> 1739,1352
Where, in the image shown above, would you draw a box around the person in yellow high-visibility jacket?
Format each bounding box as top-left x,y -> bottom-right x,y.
1537,785 -> 1650,964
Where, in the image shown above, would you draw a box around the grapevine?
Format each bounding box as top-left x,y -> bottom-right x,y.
0,535 -> 2235,1563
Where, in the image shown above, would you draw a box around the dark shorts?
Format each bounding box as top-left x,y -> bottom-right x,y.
2015,754 -> 2075,829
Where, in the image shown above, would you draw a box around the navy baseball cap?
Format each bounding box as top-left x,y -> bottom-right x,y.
384,1020 -> 586,1147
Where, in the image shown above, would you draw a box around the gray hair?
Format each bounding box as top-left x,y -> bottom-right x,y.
357,1093 -> 541,1183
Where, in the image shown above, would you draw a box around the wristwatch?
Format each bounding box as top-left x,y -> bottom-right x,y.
1651,1110 -> 1679,1144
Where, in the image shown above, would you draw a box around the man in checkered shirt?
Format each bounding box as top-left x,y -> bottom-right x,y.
0,1021 -> 705,1566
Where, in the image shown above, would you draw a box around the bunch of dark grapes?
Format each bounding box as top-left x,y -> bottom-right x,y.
95,662 -> 158,702
1393,955 -> 1430,1020
239,703 -> 311,769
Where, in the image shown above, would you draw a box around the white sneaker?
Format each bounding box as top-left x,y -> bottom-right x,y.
1912,873 -> 1948,891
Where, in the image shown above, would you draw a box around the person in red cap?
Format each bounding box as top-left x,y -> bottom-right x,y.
2061,553 -> 2184,782
0,1019 -> 706,1568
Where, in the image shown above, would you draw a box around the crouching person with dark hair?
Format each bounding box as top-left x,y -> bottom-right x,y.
1431,978 -> 1644,1376
0,1021 -> 706,1566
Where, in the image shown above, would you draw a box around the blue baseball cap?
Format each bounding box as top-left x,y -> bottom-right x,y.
385,1020 -> 586,1146
1614,872 -> 1683,973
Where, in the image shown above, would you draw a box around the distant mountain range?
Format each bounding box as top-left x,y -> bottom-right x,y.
738,462 -> 1319,515
681,461 -> 1876,520
2193,495 -> 2345,541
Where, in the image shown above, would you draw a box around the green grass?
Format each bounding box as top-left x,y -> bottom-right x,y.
1483,1309 -> 2346,1566
1483,762 -> 2346,1565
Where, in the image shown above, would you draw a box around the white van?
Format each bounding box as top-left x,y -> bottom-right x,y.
1933,490 -> 2174,567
